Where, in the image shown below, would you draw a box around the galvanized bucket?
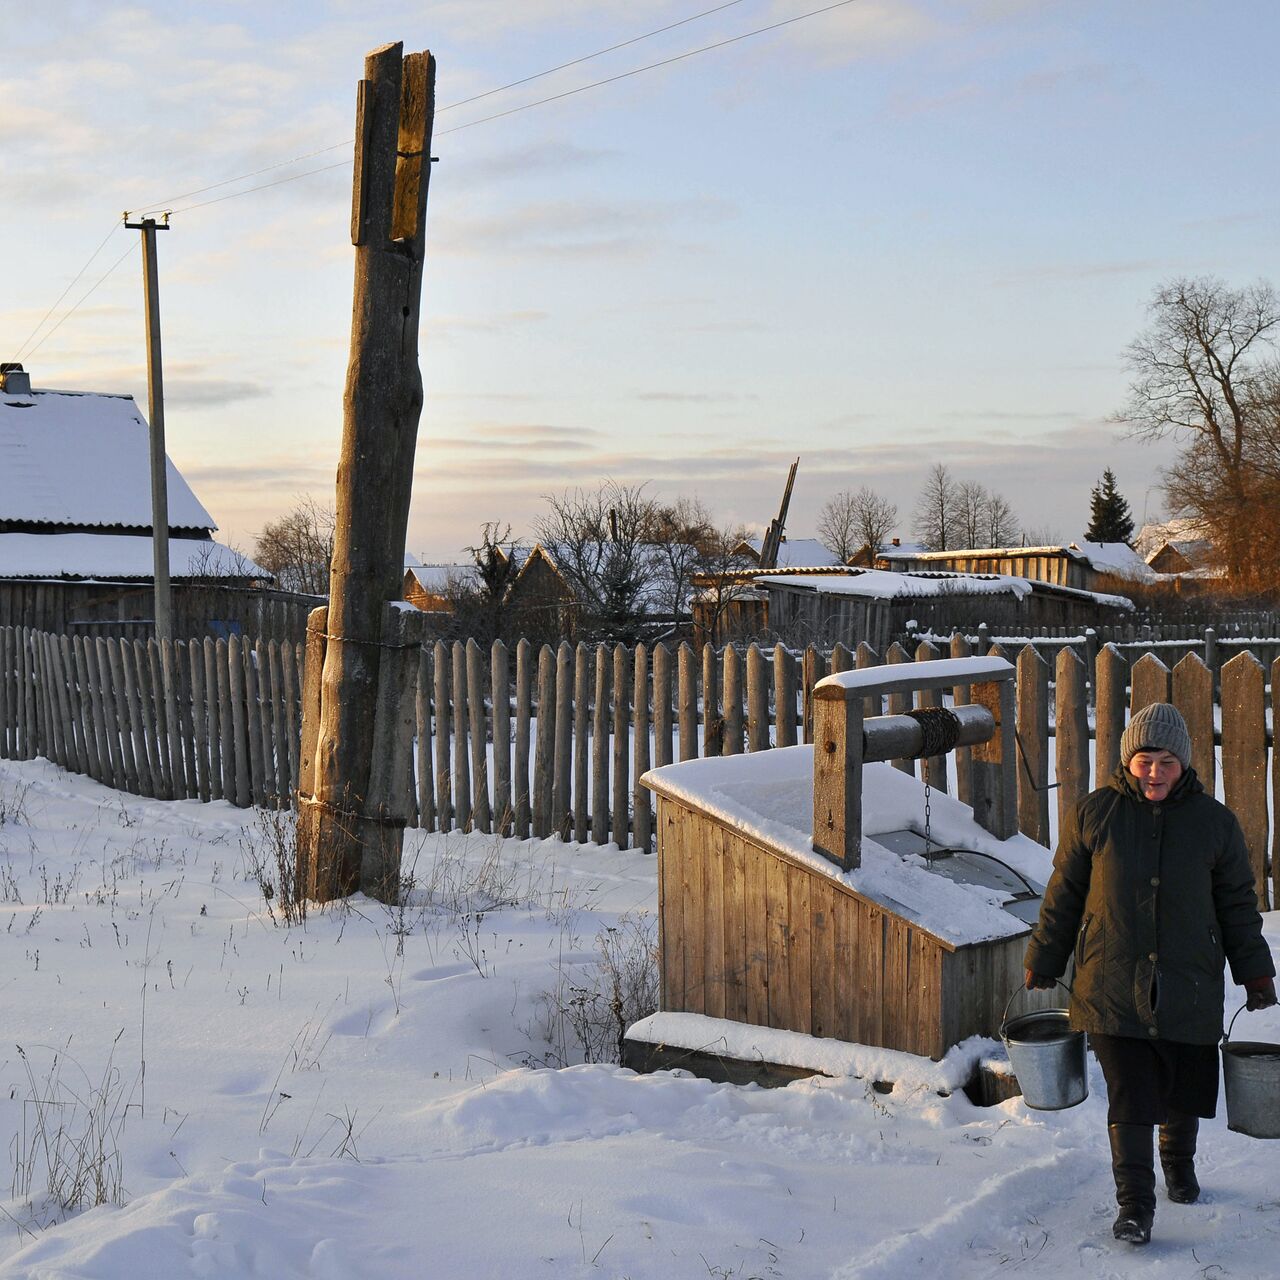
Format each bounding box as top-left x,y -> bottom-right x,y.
1001,982 -> 1088,1111
1222,1003 -> 1280,1139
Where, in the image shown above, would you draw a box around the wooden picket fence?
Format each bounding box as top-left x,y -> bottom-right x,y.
1,625 -> 1275,909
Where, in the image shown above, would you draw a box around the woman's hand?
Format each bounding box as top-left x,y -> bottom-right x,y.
1244,975 -> 1277,1010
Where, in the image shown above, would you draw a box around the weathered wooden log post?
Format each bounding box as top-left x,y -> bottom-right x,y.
297,42 -> 436,904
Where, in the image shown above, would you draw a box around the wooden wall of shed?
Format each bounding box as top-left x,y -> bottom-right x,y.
762,586 -> 1127,649
0,582 -> 316,643
658,794 -> 968,1059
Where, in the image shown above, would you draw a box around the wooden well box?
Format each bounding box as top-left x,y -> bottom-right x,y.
641,657 -> 1053,1062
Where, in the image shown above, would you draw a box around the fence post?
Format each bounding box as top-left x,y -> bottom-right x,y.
1129,653 -> 1171,712
452,641 -> 471,831
215,636 -> 236,804
1172,653 -> 1214,794
1221,652 -> 1268,908
227,634 -> 250,807
652,643 -> 673,768
1094,644 -> 1127,783
592,644 -> 610,845
1055,648 -> 1090,836
466,638 -> 491,834
489,640 -> 508,835
574,641 -> 591,841
702,643 -> 722,757
417,642 -> 436,831
435,639 -> 454,832
513,638 -> 532,839
678,643 -> 697,761
532,644 -> 555,839
633,643 -> 652,852
801,645 -> 820,745
1016,644 -> 1049,844
612,644 -> 631,849
746,642 -> 769,752
723,645 -> 743,755
774,644 -> 797,748
553,641 -> 573,838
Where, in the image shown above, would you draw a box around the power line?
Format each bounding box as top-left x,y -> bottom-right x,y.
23,239 -> 140,361
162,0 -> 860,217
435,0 -> 860,138
442,0 -> 752,113
131,0 -> 752,217
14,222 -> 123,362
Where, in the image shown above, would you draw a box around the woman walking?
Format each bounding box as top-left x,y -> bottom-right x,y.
1024,702 -> 1276,1245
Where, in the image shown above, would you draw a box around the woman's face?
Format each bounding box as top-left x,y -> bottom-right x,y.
1127,749 -> 1184,803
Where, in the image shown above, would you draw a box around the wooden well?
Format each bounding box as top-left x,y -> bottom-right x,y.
641,656 -> 1052,1062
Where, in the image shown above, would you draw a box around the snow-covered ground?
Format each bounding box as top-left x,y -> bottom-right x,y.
0,756 -> 1276,1279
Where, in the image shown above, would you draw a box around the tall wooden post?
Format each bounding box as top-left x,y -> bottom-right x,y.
297,42 -> 436,903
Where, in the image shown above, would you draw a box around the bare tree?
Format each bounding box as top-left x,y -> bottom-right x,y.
818,486 -> 897,561
691,520 -> 755,646
983,491 -> 1020,546
913,463 -> 959,551
646,496 -> 715,624
955,481 -> 987,549
534,481 -> 659,639
253,495 -> 336,595
1113,276 -> 1280,583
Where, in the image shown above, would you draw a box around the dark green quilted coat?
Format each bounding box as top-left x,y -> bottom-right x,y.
1025,767 -> 1274,1045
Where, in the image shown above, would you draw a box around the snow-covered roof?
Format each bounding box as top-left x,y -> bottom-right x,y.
745,536 -> 842,568
758,569 -> 1035,601
1068,541 -> 1154,580
0,533 -> 268,581
406,563 -> 472,592
642,746 -> 1052,946
878,544 -> 1078,562
0,388 -> 214,531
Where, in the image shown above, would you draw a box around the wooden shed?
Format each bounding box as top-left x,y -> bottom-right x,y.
638,657 -> 1056,1063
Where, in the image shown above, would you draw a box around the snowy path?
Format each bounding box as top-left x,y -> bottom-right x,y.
0,758 -> 1276,1279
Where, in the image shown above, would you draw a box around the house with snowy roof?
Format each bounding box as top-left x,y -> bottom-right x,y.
875,541 -> 1151,593
0,364 -> 270,632
692,566 -> 1133,648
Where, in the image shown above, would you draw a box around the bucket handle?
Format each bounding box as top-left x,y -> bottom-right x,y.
1002,978 -> 1071,1034
1224,1001 -> 1255,1045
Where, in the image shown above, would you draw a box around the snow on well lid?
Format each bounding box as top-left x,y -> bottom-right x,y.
641,746 -> 1053,947
0,390 -> 214,530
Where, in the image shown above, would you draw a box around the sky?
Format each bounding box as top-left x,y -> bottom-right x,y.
3,0 -> 1278,563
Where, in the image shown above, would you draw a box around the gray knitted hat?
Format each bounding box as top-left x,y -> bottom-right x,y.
1121,702 -> 1191,770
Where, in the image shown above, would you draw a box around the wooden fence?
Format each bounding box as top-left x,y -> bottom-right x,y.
1,625 -> 1276,909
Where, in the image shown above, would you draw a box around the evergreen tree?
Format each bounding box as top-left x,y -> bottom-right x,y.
1085,468 -> 1135,543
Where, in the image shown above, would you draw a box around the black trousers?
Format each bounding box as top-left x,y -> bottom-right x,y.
1091,1033 -> 1219,1124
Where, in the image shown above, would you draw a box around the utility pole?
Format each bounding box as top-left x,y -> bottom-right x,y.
297,42 -> 437,904
123,213 -> 173,644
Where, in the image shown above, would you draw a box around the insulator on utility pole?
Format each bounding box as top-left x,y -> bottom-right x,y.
123,212 -> 173,645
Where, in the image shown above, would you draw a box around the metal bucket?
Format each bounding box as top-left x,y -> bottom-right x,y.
1001,984 -> 1088,1111
1222,1004 -> 1280,1139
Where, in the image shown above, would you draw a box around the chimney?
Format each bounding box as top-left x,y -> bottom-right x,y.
1,363 -> 32,394
891,537 -> 901,547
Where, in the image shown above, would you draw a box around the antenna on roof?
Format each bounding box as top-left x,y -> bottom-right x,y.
758,457 -> 799,569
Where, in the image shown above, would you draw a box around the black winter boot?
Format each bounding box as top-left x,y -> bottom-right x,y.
1159,1111 -> 1200,1204
1109,1123 -> 1156,1244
